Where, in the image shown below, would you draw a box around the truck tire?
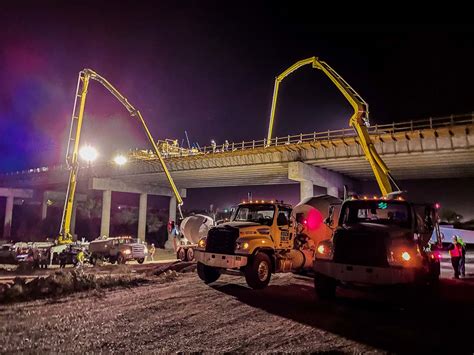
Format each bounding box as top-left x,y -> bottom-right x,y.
109,257 -> 116,264
117,253 -> 126,264
137,258 -> 145,264
314,273 -> 337,299
244,252 -> 272,289
197,262 -> 221,284
177,248 -> 187,261
186,247 -> 195,261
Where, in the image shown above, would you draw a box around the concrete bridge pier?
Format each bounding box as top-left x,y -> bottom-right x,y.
0,188 -> 33,239
137,193 -> 147,243
100,190 -> 112,237
288,162 -> 353,202
164,196 -> 179,250
92,178 -> 186,244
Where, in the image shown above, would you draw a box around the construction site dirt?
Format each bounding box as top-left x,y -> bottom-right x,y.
1,260 -> 474,353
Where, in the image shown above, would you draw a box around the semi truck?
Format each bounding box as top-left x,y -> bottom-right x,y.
313,197 -> 441,298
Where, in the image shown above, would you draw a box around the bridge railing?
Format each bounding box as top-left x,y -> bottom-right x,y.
1,112 -> 473,177
201,112 -> 474,152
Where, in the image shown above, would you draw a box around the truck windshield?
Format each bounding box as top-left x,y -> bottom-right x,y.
117,238 -> 133,244
341,201 -> 411,228
233,204 -> 275,226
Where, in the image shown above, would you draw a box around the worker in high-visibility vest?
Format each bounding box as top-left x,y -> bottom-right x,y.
456,236 -> 466,277
76,248 -> 85,270
148,243 -> 156,262
448,236 -> 463,279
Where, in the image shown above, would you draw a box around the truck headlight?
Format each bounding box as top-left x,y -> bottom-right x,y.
387,242 -> 420,267
235,241 -> 249,252
315,240 -> 333,260
123,249 -> 131,255
198,237 -> 207,249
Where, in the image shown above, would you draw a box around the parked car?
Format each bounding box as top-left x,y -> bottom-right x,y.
0,244 -> 17,264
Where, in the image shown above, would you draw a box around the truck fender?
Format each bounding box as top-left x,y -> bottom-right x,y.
252,247 -> 276,273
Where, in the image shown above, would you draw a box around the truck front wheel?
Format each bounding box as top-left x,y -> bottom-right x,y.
197,262 -> 221,284
117,253 -> 126,264
314,273 -> 337,299
244,252 -> 272,289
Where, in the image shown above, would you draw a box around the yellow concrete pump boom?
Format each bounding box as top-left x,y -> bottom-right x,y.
59,69 -> 183,244
266,56 -> 400,197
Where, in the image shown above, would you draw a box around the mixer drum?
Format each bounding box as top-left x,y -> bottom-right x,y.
180,214 -> 214,244
291,194 -> 342,246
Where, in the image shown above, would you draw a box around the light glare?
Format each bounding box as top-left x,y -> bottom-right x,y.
79,145 -> 98,162
114,155 -> 127,165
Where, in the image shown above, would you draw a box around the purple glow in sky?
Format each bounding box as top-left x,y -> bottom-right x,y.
1,5 -> 474,172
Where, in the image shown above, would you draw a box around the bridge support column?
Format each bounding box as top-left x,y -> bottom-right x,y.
165,196 -> 177,250
3,196 -> 14,239
100,190 -> 112,237
289,162 -> 352,202
327,186 -> 339,198
169,196 -> 177,224
299,180 -> 314,201
41,192 -> 48,220
138,193 -> 147,243
0,188 -> 33,239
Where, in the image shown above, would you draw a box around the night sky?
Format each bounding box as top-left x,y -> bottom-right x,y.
1,4 -> 474,219
1,4 -> 474,170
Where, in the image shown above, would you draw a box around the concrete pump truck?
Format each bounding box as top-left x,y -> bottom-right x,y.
195,57 -> 442,293
57,69 -> 183,248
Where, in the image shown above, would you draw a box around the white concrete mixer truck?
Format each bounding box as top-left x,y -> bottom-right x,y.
175,214 -> 214,262
195,197 -> 340,289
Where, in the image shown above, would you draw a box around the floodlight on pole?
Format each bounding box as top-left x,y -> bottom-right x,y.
79,145 -> 98,162
114,154 -> 127,165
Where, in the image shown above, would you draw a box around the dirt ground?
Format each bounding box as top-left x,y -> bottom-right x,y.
1,263 -> 474,353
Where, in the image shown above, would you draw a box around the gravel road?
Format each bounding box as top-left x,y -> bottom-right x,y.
1,269 -> 474,353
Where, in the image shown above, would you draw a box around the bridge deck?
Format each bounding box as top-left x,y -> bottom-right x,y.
1,114 -> 473,189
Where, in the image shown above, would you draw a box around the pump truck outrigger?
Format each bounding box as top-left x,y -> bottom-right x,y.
58,69 -> 183,245
195,56 -> 442,292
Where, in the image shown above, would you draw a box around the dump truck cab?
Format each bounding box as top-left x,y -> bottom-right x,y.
195,201 -> 294,289
313,196 -> 441,298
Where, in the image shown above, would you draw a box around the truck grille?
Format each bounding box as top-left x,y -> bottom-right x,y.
205,226 -> 239,255
132,245 -> 145,258
333,232 -> 389,267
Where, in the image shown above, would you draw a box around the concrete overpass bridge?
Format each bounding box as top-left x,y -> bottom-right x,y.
1,113 -> 473,240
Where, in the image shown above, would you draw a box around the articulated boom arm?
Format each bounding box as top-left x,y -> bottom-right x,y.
266,57 -> 399,196
59,69 -> 183,244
